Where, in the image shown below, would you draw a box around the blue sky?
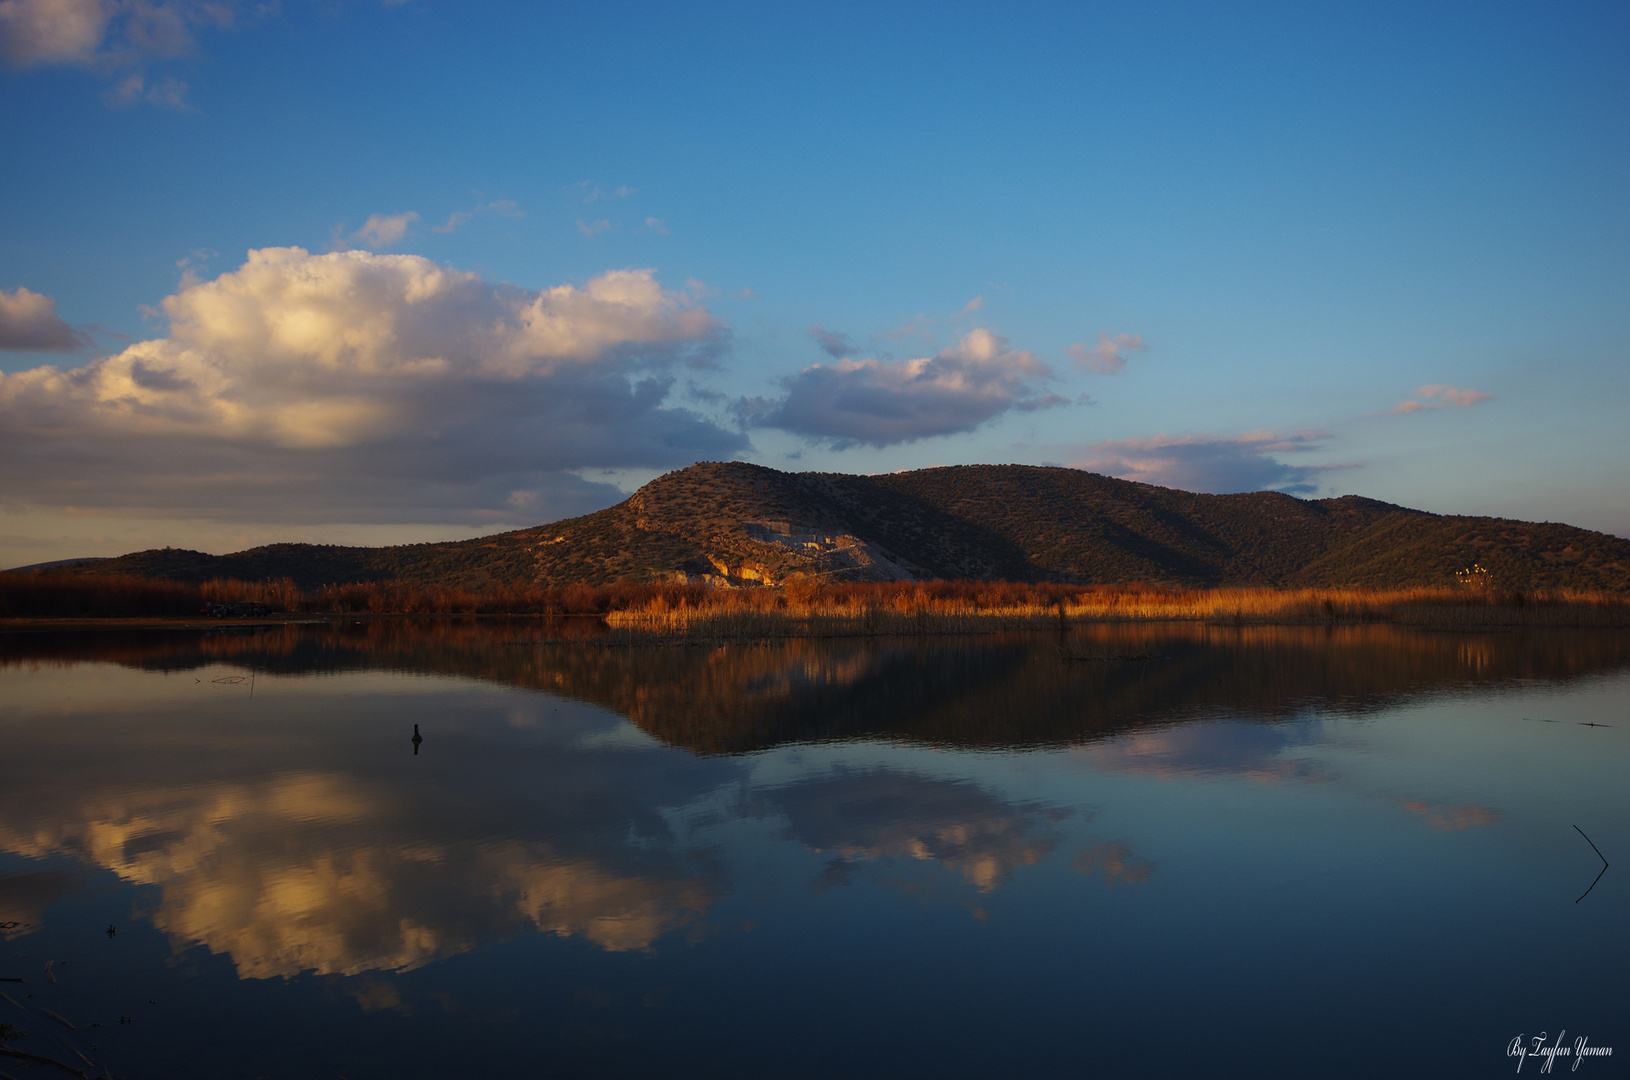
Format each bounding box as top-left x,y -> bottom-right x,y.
2,0 -> 1627,566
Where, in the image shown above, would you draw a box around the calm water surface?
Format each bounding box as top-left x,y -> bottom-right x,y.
1,621 -> 1626,1078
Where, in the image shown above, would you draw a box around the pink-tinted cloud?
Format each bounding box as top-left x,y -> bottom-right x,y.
1,0 -> 245,108
1385,384 -> 1494,414
1400,800 -> 1501,831
1067,332 -> 1147,375
1066,429 -> 1335,495
1071,841 -> 1155,885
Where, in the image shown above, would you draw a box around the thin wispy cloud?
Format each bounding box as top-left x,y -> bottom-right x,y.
0,249 -> 741,524
959,296 -> 983,316
433,199 -> 522,235
807,323 -> 854,359
577,218 -> 611,238
1384,384 -> 1494,414
1067,332 -> 1146,375
644,216 -> 670,235
0,286 -> 87,351
738,328 -> 1056,448
353,212 -> 420,249
1067,430 -> 1335,494
103,70 -> 191,109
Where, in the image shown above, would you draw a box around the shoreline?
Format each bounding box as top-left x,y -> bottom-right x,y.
5,605 -> 1630,637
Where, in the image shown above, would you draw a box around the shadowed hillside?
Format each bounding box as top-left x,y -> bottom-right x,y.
46,462 -> 1630,592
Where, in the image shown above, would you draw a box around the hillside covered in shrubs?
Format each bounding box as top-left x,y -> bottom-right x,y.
34,462 -> 1630,593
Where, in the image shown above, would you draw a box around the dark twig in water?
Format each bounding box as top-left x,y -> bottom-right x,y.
41,1008 -> 74,1030
1574,825 -> 1609,904
0,1045 -> 89,1077
1577,721 -> 1612,727
1523,717 -> 1560,723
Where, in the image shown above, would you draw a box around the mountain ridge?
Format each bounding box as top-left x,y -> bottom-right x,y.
37,462 -> 1630,593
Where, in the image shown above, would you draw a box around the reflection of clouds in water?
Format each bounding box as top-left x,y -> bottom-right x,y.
1400,801 -> 1502,831
1075,721 -> 1331,784
754,769 -> 1065,892
0,771 -> 719,977
1072,842 -> 1155,886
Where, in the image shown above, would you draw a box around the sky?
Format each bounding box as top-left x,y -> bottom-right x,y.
1,0 -> 1627,568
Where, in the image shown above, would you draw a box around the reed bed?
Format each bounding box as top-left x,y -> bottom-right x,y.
602,582 -> 1630,639
3,570 -> 1627,633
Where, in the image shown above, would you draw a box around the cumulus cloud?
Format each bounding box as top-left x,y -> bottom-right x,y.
1067,332 -> 1146,375
1069,429 -> 1333,494
1385,384 -> 1494,414
739,328 -> 1055,448
0,248 -> 743,523
806,323 -> 854,359
0,286 -> 86,351
352,211 -> 419,249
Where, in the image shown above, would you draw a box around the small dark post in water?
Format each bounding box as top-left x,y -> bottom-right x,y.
412,723 -> 423,755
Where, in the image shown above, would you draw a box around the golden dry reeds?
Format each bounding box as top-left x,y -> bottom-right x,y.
4,570 -> 1627,633
603,581 -> 1630,639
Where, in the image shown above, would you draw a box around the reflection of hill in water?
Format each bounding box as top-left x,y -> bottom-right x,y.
8,620 -> 1630,753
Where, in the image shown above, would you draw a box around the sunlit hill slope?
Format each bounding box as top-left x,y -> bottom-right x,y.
58,462 -> 1630,592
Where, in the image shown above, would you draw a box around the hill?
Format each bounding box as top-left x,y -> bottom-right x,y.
50,462 -> 1630,592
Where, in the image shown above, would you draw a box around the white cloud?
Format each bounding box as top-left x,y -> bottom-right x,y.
959,296 -> 983,316
739,328 -> 1055,448
577,218 -> 611,238
353,211 -> 419,249
644,216 -> 669,235
1386,384 -> 1494,414
1067,332 -> 1146,375
1068,430 -> 1333,494
0,248 -> 742,524
0,286 -> 85,350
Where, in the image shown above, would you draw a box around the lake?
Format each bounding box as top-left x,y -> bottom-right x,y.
1,620 -> 1625,1078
